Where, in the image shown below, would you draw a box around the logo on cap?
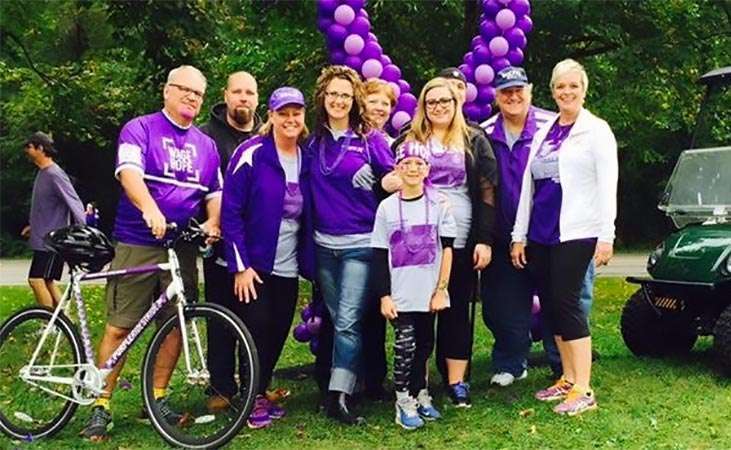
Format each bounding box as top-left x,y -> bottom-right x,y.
495,67 -> 529,90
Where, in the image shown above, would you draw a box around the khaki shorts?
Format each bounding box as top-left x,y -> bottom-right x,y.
105,242 -> 198,329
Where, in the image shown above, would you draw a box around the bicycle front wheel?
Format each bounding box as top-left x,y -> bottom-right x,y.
0,307 -> 84,441
141,303 -> 259,449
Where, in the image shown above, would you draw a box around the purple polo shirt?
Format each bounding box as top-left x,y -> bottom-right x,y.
527,120 -> 574,245
114,111 -> 222,246
306,128 -> 394,236
484,106 -> 555,242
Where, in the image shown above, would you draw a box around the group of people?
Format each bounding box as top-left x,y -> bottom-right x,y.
22,57 -> 617,439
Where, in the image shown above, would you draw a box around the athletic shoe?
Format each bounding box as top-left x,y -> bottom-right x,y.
416,389 -> 442,421
553,387 -> 598,416
80,406 -> 113,442
395,396 -> 425,430
265,397 -> 286,419
265,388 -> 291,403
156,397 -> 192,426
490,369 -> 528,387
535,376 -> 574,402
448,382 -> 472,408
247,395 -> 272,429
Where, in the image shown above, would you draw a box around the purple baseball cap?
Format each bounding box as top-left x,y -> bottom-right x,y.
396,141 -> 430,164
268,87 -> 306,111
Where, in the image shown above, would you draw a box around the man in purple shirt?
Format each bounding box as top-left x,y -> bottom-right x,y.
21,131 -> 85,308
81,65 -> 222,442
480,67 -> 595,386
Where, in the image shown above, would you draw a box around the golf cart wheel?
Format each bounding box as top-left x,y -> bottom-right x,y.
713,304 -> 731,375
620,289 -> 697,357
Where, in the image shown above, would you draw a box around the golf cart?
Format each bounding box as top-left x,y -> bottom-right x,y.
620,67 -> 731,374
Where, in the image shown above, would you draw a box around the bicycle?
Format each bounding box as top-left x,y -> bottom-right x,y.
0,222 -> 259,449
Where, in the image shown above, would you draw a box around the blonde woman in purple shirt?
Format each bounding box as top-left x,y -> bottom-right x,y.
511,59 -> 618,416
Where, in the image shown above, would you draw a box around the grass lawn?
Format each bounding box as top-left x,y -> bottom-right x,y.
0,278 -> 729,449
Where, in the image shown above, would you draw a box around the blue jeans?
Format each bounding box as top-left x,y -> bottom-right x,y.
543,261 -> 595,375
316,245 -> 372,394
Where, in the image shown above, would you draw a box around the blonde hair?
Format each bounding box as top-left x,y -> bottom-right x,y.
259,109 -> 309,143
363,79 -> 396,108
407,78 -> 469,152
550,58 -> 588,94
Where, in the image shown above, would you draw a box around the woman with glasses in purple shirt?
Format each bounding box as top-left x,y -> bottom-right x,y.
511,59 -> 618,416
220,87 -> 315,429
304,65 -> 394,425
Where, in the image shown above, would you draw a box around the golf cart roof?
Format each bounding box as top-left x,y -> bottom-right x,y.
698,67 -> 731,86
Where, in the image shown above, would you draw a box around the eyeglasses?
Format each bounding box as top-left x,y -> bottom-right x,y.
169,83 -> 205,101
425,97 -> 455,110
325,91 -> 354,101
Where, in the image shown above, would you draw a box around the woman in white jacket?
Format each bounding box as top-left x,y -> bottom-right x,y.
510,59 -> 617,416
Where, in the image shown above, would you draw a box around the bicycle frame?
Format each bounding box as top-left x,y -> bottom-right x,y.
23,247 -> 205,404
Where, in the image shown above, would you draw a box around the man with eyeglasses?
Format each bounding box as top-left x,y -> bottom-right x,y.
81,65 -> 223,442
480,66 -> 595,387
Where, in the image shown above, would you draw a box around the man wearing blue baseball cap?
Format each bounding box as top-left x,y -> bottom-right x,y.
480,66 -> 595,386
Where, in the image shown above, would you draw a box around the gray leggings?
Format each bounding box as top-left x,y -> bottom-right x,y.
392,312 -> 435,396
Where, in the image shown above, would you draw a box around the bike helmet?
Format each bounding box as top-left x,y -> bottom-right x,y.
44,225 -> 115,272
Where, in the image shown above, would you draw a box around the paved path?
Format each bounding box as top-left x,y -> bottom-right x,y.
0,254 -> 648,286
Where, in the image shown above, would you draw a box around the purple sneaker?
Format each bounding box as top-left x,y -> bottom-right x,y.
535,376 -> 574,402
553,387 -> 598,416
247,395 -> 272,429
265,397 -> 286,420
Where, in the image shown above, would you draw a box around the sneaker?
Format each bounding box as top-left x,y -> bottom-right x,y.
265,388 -> 291,403
416,389 -> 441,421
156,397 -> 192,426
264,397 -> 286,420
80,406 -> 113,442
491,369 -> 528,387
448,382 -> 471,408
206,394 -> 232,413
535,376 -> 574,402
395,396 -> 425,430
553,386 -> 598,416
247,395 -> 272,429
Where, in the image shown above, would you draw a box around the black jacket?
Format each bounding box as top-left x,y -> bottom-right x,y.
200,103 -> 261,172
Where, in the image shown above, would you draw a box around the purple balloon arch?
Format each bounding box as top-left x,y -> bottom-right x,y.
317,0 -> 533,127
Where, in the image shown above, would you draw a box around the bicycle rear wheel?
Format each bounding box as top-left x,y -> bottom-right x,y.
0,307 -> 84,440
141,303 -> 259,449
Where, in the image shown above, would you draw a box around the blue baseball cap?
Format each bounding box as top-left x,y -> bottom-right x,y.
494,66 -> 530,90
268,87 -> 305,111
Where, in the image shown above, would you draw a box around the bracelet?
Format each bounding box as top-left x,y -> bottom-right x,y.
436,280 -> 448,291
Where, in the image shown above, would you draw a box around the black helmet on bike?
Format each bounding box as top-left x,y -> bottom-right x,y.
44,225 -> 115,272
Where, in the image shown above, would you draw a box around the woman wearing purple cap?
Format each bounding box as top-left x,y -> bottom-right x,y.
304,65 -> 394,425
511,59 -> 618,416
396,77 -> 498,408
220,86 -> 314,429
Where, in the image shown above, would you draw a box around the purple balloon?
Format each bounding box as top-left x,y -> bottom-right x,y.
480,104 -> 493,121
471,36 -> 483,49
474,64 -> 495,84
397,93 -> 418,113
516,15 -> 533,34
397,79 -> 411,94
317,0 -> 338,14
361,40 -> 382,60
510,0 -> 531,17
465,82 -> 478,103
473,45 -> 491,64
389,82 -> 401,98
344,0 -> 365,8
495,9 -> 516,30
331,49 -> 346,64
334,4 -> 356,26
344,34 -> 365,55
391,111 -> 411,130
345,55 -> 363,71
349,16 -> 370,37
505,27 -> 527,48
309,338 -> 320,355
381,64 -> 401,82
489,36 -> 509,57
293,323 -> 311,342
482,0 -> 501,16
480,20 -> 500,41
477,85 -> 496,103
459,63 -> 475,82
491,57 -> 511,72
381,54 -> 392,66
507,47 -> 524,66
463,51 -> 474,67
317,17 -> 333,33
301,304 -> 314,322
326,24 -> 348,45
368,32 -> 378,42
306,316 -> 323,335
463,103 -> 481,121
361,58 -> 383,78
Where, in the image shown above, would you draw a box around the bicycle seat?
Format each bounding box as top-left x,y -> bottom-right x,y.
45,225 -> 115,272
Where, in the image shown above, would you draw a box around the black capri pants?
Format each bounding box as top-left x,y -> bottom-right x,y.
527,239 -> 595,341
437,248 -> 476,361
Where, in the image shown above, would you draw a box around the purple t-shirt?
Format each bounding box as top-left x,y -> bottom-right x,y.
528,121 -> 573,245
29,163 -> 85,251
113,111 -> 222,246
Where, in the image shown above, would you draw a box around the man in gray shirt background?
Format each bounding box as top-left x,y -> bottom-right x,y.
21,131 -> 85,307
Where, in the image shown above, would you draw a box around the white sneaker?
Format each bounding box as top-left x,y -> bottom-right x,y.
490,369 -> 528,387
